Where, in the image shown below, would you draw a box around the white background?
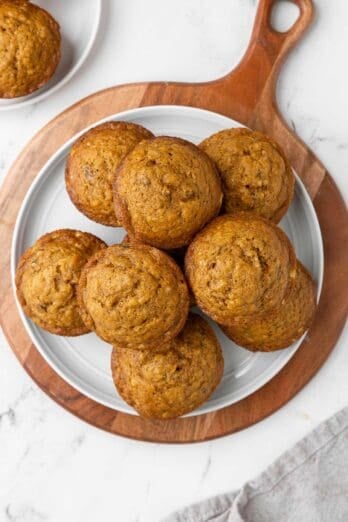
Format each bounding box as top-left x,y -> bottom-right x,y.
0,1 -> 347,521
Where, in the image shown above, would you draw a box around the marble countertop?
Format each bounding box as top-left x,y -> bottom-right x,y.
1,1 -> 347,521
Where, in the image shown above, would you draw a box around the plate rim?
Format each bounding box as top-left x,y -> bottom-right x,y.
0,0 -> 102,112
10,104 -> 325,417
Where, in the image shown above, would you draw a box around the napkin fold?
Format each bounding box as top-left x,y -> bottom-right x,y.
163,406 -> 348,522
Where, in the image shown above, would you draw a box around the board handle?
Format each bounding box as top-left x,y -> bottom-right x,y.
252,0 -> 314,51
250,0 -> 314,76
225,0 -> 314,109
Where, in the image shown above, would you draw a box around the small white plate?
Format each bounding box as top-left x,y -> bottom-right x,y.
0,0 -> 102,111
11,105 -> 324,417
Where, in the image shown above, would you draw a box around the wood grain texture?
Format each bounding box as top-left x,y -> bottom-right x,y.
1,0 -> 347,442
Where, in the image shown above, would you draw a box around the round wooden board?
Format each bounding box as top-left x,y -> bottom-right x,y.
1,0 -> 347,443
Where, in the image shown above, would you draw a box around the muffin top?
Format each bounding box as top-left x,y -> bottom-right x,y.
122,233 -> 196,307
111,313 -> 224,419
200,128 -> 294,223
77,244 -> 189,348
15,229 -> 106,336
185,213 -> 296,324
65,122 -> 154,226
0,0 -> 61,98
222,261 -> 316,351
114,136 -> 223,249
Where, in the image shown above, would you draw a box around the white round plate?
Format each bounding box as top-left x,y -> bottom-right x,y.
0,0 -> 101,111
11,105 -> 324,417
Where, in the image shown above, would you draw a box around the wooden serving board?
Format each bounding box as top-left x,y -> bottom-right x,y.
1,0 -> 347,443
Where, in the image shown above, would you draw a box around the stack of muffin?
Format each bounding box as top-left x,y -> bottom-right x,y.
16,122 -> 316,419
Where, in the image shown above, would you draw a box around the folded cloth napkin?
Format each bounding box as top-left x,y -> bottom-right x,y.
163,406 -> 348,522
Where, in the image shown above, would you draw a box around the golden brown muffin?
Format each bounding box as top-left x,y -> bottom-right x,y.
111,313 -> 224,419
0,0 -> 61,98
15,229 -> 106,336
122,233 -> 196,307
221,261 -> 316,351
77,244 -> 189,348
200,128 -> 294,223
185,212 -> 296,325
65,122 -> 154,226
114,136 -> 223,249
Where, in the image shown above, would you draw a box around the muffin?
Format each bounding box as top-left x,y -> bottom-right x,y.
111,313 -> 224,419
77,244 -> 189,348
221,261 -> 316,351
15,229 -> 106,336
114,136 -> 223,249
185,212 -> 296,324
65,122 -> 154,226
122,233 -> 196,307
200,128 -> 294,223
0,0 -> 61,98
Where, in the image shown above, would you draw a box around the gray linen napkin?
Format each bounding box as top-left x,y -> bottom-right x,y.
163,406 -> 348,522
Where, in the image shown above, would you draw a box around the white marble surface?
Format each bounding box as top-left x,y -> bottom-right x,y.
0,1 -> 347,521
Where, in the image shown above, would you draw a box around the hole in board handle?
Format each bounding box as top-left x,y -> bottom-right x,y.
270,0 -> 300,33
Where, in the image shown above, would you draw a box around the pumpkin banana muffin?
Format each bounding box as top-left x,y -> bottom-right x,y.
221,261 -> 316,351
15,229 -> 106,336
114,136 -> 223,249
122,234 -> 196,307
77,244 -> 189,348
200,128 -> 294,223
0,0 -> 61,98
111,313 -> 224,419
65,122 -> 154,226
124,233 -> 198,309
185,212 -> 296,325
